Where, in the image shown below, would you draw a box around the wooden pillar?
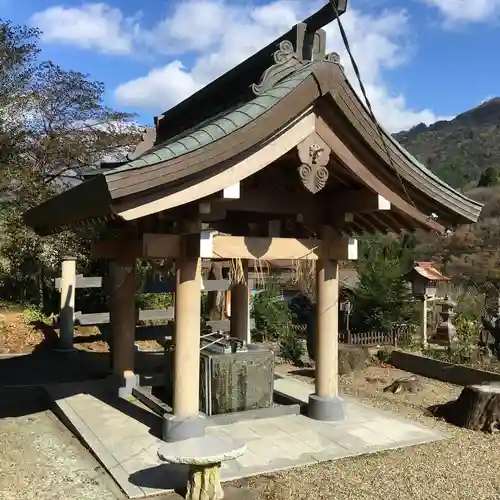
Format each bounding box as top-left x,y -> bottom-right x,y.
230,260 -> 250,344
163,237 -> 205,441
109,258 -> 137,397
308,228 -> 345,421
59,256 -> 76,351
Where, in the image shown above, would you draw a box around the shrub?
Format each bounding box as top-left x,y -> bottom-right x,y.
135,292 -> 173,310
250,282 -> 305,366
20,305 -> 52,325
349,235 -> 416,333
251,282 -> 289,342
279,324 -> 305,366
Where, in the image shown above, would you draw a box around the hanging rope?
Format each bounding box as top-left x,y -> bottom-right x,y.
327,0 -> 422,217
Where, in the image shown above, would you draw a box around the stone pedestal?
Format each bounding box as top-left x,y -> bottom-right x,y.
157,435 -> 246,500
186,463 -> 224,500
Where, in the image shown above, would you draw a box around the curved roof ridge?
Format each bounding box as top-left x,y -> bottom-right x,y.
337,75 -> 482,221
106,62 -> 317,176
385,127 -> 483,211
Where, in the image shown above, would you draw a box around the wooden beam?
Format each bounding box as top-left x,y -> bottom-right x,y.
316,116 -> 444,233
222,182 -> 240,199
54,275 -> 102,290
217,186 -> 390,223
142,278 -> 230,293
216,187 -> 318,219
94,231 -> 358,261
192,231 -> 357,261
91,239 -> 142,260
331,236 -> 358,260
142,233 -> 182,259
331,190 -> 391,213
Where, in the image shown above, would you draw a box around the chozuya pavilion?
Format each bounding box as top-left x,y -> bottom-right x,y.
24,2 -> 482,443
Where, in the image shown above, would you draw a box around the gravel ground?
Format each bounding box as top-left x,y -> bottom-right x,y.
0,387 -> 125,500
235,363 -> 500,500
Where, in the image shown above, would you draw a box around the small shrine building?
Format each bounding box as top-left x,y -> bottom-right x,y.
23,3 -> 482,442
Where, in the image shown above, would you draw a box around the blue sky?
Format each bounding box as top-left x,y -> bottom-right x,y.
1,0 -> 499,132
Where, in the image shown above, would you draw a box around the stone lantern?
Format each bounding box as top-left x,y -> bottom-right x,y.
431,295 -> 458,348
403,261 -> 451,349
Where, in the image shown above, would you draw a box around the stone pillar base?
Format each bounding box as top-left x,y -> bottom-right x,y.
51,347 -> 78,355
106,371 -> 139,398
163,413 -> 206,442
308,394 -> 345,422
186,463 -> 223,500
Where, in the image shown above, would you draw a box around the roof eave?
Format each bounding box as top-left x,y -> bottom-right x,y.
325,77 -> 483,225
23,175 -> 113,236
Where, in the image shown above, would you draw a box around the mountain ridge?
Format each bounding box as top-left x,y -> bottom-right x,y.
395,97 -> 500,189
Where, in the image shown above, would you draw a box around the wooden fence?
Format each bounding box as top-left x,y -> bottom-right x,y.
53,273 -> 254,343
339,324 -> 411,347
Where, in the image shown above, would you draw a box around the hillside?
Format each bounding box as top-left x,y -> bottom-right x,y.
394,99 -> 500,283
395,98 -> 500,189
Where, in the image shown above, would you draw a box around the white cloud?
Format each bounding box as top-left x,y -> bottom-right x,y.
422,0 -> 500,26
114,61 -> 201,109
30,3 -> 138,55
115,0 -> 449,132
30,0 -> 451,132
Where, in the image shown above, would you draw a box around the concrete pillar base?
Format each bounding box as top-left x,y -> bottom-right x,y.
162,413 -> 206,442
107,371 -> 139,398
308,394 -> 345,422
51,347 -> 78,355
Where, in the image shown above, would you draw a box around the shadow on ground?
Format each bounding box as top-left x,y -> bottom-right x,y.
0,386 -> 51,418
288,368 -> 315,378
427,400 -> 461,428
129,464 -> 188,495
0,323 -> 165,425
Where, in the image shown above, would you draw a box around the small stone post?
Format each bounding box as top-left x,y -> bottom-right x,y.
421,296 -> 428,350
59,256 -> 77,351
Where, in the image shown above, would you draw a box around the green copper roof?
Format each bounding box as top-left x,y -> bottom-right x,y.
106,62 -> 316,175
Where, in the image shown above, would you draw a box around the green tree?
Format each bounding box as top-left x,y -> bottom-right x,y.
349,234 -> 415,332
0,19 -> 140,307
0,21 -> 40,189
477,167 -> 500,188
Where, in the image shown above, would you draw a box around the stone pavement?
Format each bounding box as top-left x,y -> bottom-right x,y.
47,375 -> 447,499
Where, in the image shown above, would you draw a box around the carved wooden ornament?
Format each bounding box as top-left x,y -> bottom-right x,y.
297,133 -> 331,194
127,127 -> 156,160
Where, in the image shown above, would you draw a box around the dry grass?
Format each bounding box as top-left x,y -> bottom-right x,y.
0,311 -> 44,353
0,310 -> 163,354
235,363 -> 500,500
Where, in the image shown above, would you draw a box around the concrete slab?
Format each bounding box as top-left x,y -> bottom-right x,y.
47,375 -> 447,498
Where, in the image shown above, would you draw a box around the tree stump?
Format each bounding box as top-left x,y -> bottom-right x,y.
447,382 -> 500,432
383,376 -> 422,394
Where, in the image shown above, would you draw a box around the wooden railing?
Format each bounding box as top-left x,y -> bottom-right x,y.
53,272 -> 254,345
339,324 -> 411,347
